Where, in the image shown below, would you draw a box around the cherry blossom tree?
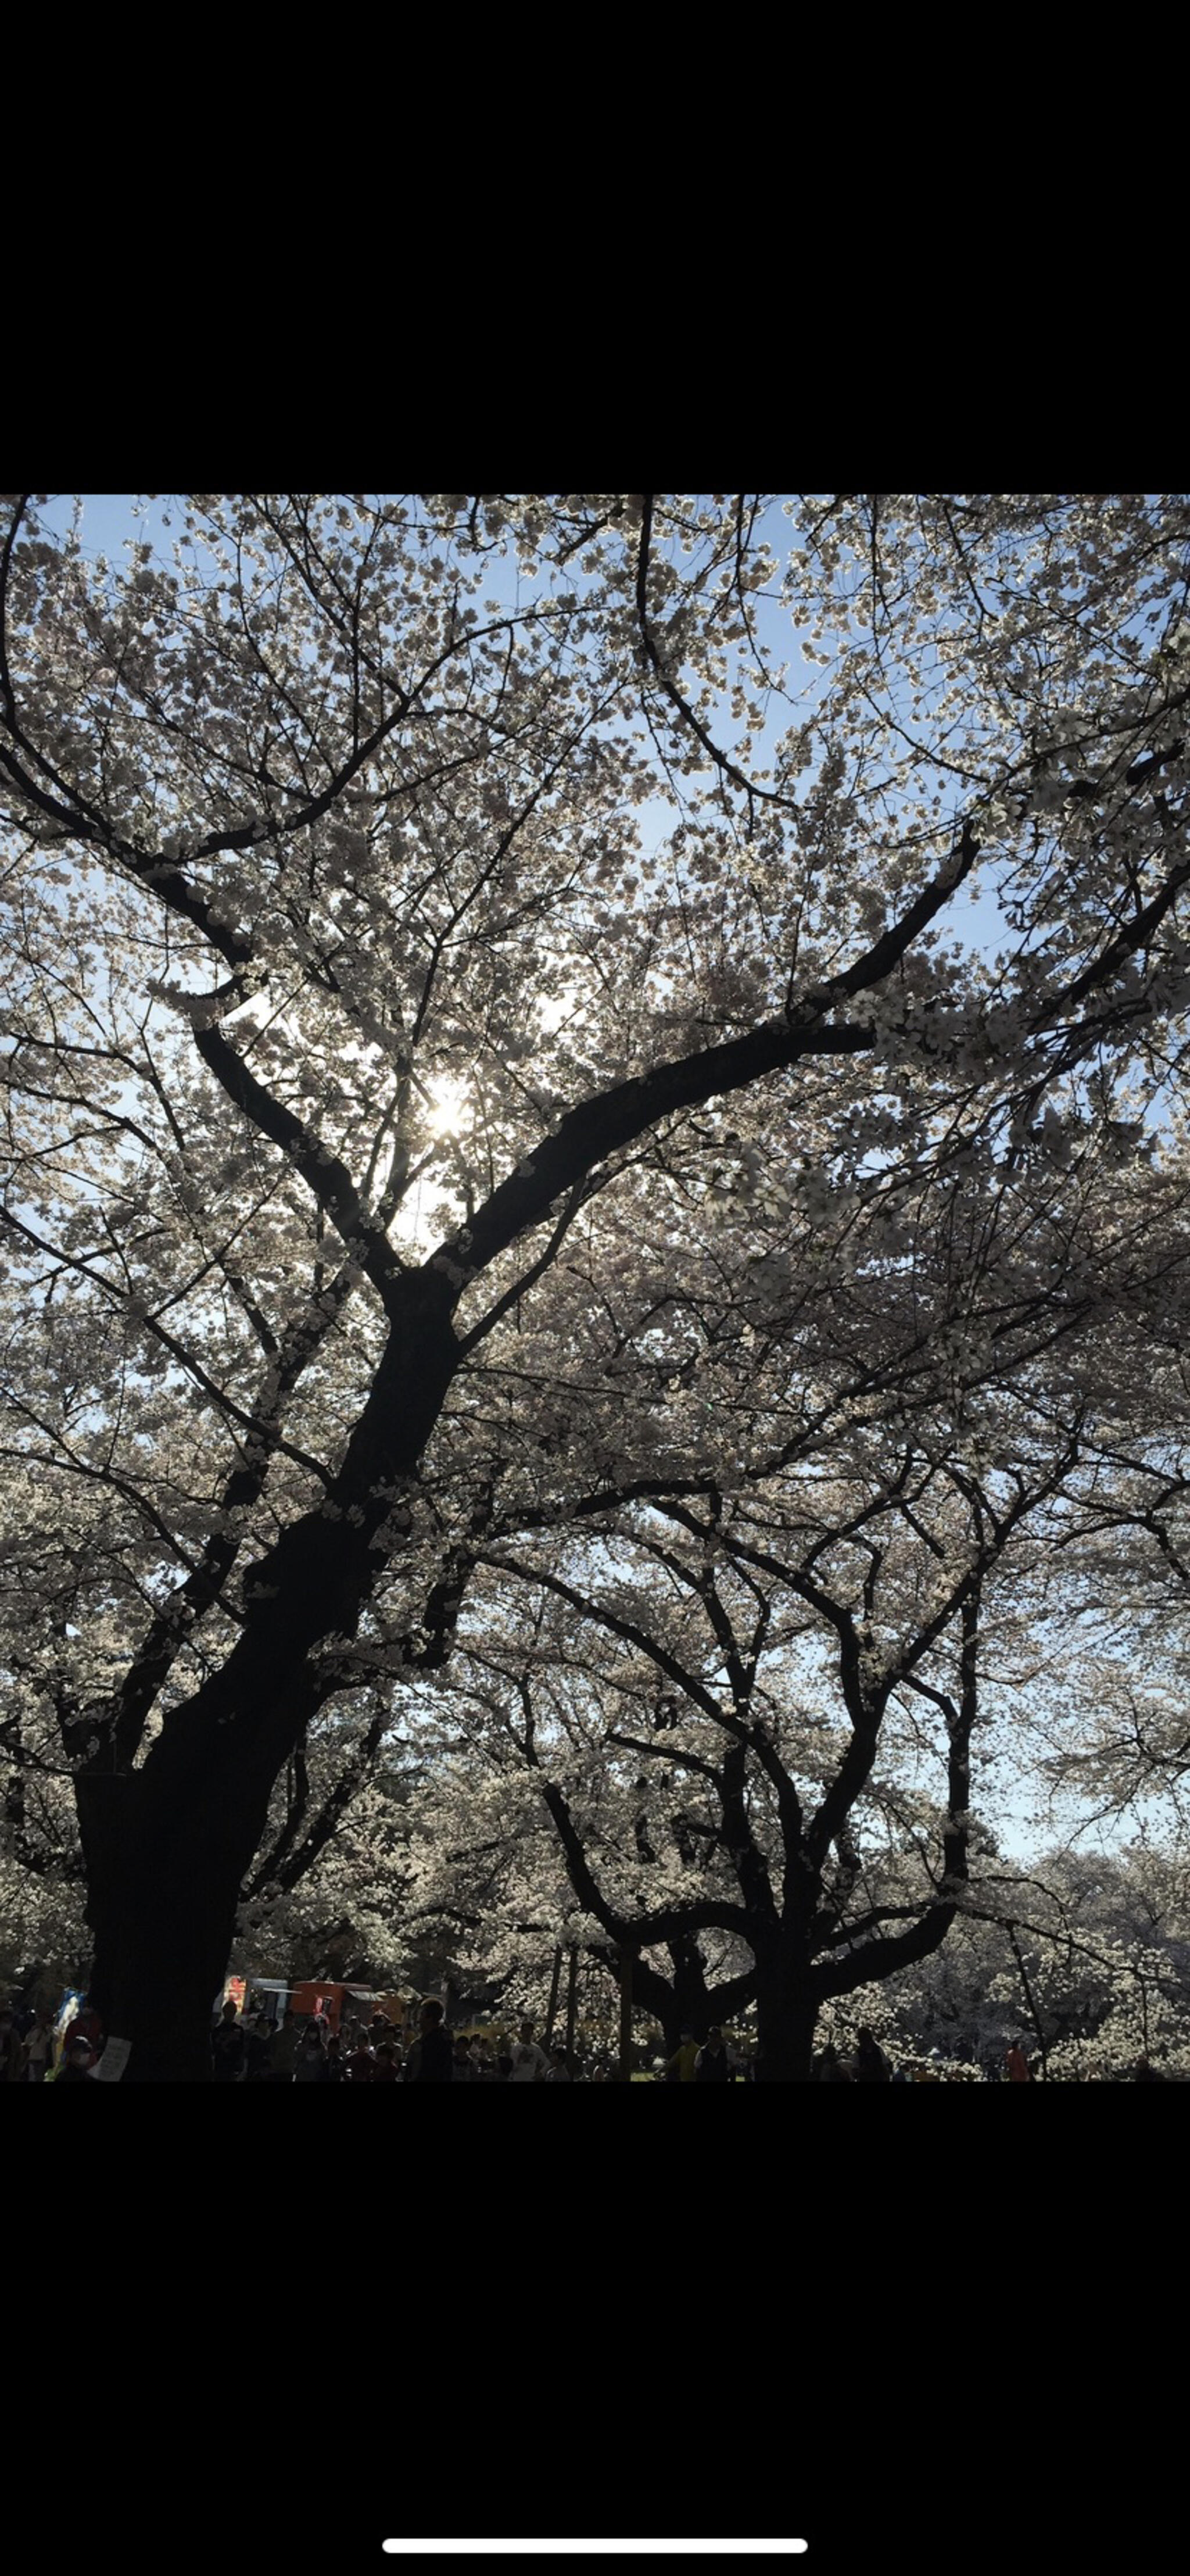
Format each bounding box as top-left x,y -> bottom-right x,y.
399,1170 -> 1185,2077
268,1101 -> 1190,2073
1021,1420 -> 1190,1847
867,1839 -> 1190,2077
2,491 -> 1189,2077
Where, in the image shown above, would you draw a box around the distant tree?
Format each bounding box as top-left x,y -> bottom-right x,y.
397,1410 -> 1107,2073
872,1841 -> 1190,2077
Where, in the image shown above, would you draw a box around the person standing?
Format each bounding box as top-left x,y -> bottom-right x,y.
665,2030 -> 700,2084
212,2001 -> 247,2084
293,2021 -> 330,2083
243,2010 -> 275,2083
1005,2041 -> 1031,2084
63,1998 -> 102,2063
55,2035 -> 97,2085
22,2007 -> 56,2083
508,2019 -> 549,2084
0,2007 -> 24,2084
410,1998 -> 453,2082
854,2027 -> 892,2084
268,2006 -> 303,2083
695,2027 -> 734,2081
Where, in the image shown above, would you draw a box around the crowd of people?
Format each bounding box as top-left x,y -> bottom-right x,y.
3,1989 -> 1178,2081
212,2001 -> 581,2083
809,2030 -> 1027,2083
807,2029 -> 1175,2081
1,1996 -> 101,2083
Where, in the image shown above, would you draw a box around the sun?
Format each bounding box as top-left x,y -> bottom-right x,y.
425,1074 -> 467,1137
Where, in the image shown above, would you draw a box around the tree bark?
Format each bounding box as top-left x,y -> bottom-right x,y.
82,1770 -> 257,2083
752,1944 -> 820,2083
564,1944 -> 579,2062
618,1942 -> 635,2080
73,1281 -> 463,2079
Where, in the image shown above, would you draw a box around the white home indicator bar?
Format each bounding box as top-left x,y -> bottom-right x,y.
382,2546 -> 808,2559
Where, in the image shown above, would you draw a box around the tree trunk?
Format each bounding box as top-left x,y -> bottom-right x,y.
624,1938 -> 756,2056
617,1942 -> 635,2079
752,1947 -> 819,2082
564,1944 -> 579,2062
73,1284 -> 466,2081
88,1876 -> 233,2083
79,1728 -> 280,2083
543,1945 -> 563,2048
